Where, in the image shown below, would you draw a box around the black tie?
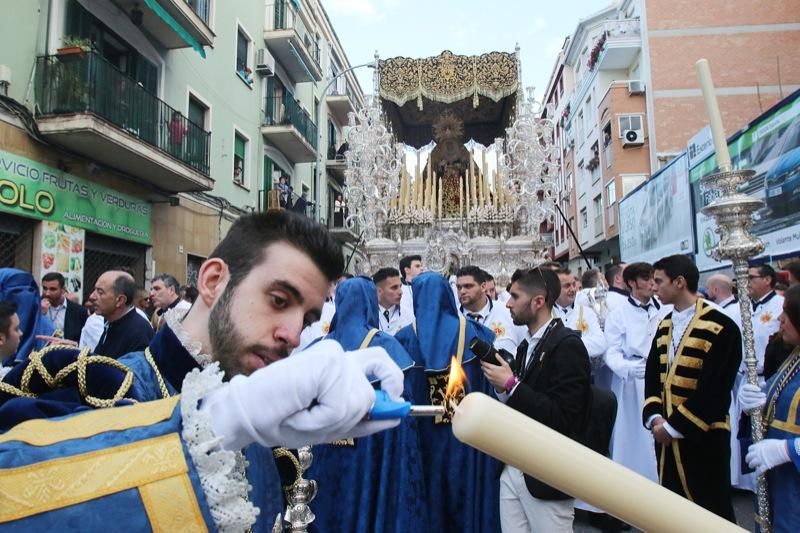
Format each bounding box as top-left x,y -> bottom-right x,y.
383,309 -> 390,322
467,313 -> 482,322
514,340 -> 529,377
628,296 -> 651,311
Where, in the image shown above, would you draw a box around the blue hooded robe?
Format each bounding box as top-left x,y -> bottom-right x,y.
306,276 -> 428,532
395,272 -> 500,533
0,268 -> 55,364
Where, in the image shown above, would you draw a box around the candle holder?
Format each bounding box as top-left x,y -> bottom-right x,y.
700,167 -> 770,532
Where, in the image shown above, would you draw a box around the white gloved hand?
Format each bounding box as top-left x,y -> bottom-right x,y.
627,359 -> 647,380
201,340 -> 403,450
746,439 -> 791,475
738,383 -> 767,412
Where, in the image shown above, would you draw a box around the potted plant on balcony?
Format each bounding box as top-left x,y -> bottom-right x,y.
57,36 -> 92,56
586,33 -> 607,71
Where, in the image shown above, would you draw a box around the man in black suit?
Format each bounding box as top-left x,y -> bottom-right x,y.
41,272 -> 88,343
481,267 -> 591,532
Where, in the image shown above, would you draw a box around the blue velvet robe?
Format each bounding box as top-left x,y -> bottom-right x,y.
305,276 -> 428,532
0,267 -> 55,364
0,325 -> 284,532
395,272 -> 500,533
763,348 -> 800,533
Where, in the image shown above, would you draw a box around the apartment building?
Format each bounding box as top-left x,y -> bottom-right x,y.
0,0 -> 364,296
543,0 -> 800,274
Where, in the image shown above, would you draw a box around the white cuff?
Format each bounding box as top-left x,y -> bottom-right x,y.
663,421 -> 684,439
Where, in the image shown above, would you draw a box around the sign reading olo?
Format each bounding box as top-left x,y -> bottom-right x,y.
0,149 -> 152,244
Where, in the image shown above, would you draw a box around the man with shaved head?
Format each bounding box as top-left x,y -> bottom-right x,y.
705,273 -> 741,327
91,269 -> 154,358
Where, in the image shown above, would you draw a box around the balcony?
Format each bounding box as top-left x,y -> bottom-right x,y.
262,92 -> 317,163
326,143 -> 347,184
596,19 -> 641,71
327,209 -> 360,244
327,77 -> 357,125
34,53 -> 212,193
108,0 -> 214,51
264,1 -> 323,82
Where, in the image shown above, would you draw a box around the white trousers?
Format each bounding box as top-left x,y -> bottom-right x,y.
499,465 -> 574,533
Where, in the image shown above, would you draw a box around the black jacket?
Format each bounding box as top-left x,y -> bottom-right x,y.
506,320 -> 592,500
63,299 -> 89,343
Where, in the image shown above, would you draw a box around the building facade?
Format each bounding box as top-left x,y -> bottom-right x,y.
0,0 -> 364,298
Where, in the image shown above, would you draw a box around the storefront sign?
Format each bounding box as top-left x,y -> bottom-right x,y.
0,150 -> 151,244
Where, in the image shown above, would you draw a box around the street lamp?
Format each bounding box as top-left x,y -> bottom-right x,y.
312,60 -> 375,223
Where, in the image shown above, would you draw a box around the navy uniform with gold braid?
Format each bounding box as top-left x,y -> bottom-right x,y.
0,321 -> 284,532
642,298 -> 741,521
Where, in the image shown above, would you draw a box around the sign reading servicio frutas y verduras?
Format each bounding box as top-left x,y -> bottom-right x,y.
0,149 -> 151,244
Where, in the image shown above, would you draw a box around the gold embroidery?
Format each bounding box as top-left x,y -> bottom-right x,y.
677,355 -> 704,369
321,322 -> 331,335
0,396 -> 180,446
145,347 -> 171,400
643,396 -> 662,409
682,338 -> 712,353
139,474 -> 207,532
490,322 -> 507,337
359,329 -> 380,350
710,417 -> 731,431
670,394 -> 688,405
656,336 -> 669,348
692,319 -> 723,335
660,373 -> 667,383
677,404 -> 709,431
0,434 -> 187,522
672,441 -> 694,502
760,311 -> 773,324
671,376 -> 698,390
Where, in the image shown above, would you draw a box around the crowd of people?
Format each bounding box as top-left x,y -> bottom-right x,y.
0,210 -> 799,532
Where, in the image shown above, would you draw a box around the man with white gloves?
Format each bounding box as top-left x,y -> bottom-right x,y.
0,211 -> 403,533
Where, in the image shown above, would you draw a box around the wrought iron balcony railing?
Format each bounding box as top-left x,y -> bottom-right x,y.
264,92 -> 318,148
35,52 -> 210,176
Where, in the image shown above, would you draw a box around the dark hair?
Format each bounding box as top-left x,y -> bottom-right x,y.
41,272 -> 65,288
605,264 -> 624,286
183,285 -> 199,303
153,273 -> 181,293
786,261 -> 800,283
399,255 -> 422,281
510,267 -> 559,308
653,254 -> 699,293
456,266 -> 486,283
111,272 -> 138,307
483,271 -> 494,282
373,267 -> 400,284
210,210 -> 343,290
581,269 -> 599,288
538,261 -> 563,272
782,285 -> 800,334
751,263 -> 778,288
0,300 -> 17,336
623,262 -> 654,289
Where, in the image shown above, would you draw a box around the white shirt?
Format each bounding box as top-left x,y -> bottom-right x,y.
717,295 -> 742,330
604,296 -> 671,380
379,304 -> 412,336
495,318 -> 554,403
297,299 -> 336,351
79,313 -> 105,351
461,298 -> 526,354
400,283 -> 415,321
46,299 -> 67,332
553,302 -> 607,360
751,291 -> 783,375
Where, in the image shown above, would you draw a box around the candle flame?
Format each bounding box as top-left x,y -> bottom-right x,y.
444,356 -> 468,401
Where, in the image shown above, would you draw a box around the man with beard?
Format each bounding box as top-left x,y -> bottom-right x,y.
0,211 -> 404,532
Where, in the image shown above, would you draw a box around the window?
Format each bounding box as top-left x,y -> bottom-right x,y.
581,208 -> 588,229
236,26 -> 252,85
618,115 -> 643,136
188,94 -> 209,130
606,180 -> 617,206
233,131 -> 247,186
593,195 -> 604,236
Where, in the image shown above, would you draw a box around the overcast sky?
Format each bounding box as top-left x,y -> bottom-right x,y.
322,0 -> 614,100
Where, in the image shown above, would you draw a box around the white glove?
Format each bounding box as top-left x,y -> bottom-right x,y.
738,383 -> 767,412
201,340 -> 404,450
627,359 -> 647,380
746,439 -> 791,475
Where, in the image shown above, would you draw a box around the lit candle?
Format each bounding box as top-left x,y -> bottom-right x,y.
465,172 -> 470,218
695,59 -> 732,171
459,176 -> 464,219
452,393 -> 745,533
482,158 -> 490,207
477,155 -> 484,207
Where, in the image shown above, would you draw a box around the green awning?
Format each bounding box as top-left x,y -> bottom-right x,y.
143,0 -> 206,58
290,0 -> 301,10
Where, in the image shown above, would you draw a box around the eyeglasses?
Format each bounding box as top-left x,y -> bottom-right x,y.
748,274 -> 764,280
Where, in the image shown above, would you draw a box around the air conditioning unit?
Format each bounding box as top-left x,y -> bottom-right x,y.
255,48 -> 275,76
627,80 -> 645,95
622,128 -> 644,147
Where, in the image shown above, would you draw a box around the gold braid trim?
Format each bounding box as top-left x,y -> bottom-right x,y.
2,344 -> 136,408
273,447 -> 303,492
145,347 -> 171,399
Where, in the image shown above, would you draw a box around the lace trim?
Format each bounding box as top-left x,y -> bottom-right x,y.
181,363 -> 259,532
165,308 -> 213,368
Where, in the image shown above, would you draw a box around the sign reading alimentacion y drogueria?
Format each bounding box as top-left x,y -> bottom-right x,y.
691,89 -> 800,272
0,149 -> 151,244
